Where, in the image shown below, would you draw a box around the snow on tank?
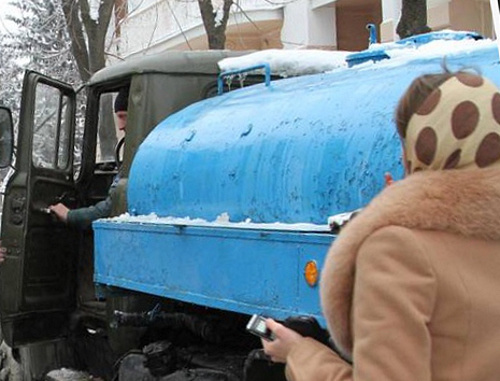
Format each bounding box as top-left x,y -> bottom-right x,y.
218,30 -> 494,78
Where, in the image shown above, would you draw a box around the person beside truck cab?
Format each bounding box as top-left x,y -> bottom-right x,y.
49,86 -> 129,229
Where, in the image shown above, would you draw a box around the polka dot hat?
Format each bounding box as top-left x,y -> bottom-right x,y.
405,73 -> 500,173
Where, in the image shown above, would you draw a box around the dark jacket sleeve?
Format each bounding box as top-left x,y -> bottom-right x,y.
66,197 -> 112,229
66,174 -> 119,229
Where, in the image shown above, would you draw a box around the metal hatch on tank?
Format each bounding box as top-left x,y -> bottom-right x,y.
93,32 -> 500,325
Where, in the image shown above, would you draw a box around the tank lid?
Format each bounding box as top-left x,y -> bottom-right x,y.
346,30 -> 483,68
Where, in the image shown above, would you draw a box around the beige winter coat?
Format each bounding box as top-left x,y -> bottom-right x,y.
286,168 -> 500,381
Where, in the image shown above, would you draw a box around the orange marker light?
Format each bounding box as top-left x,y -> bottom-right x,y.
304,260 -> 319,287
384,172 -> 394,186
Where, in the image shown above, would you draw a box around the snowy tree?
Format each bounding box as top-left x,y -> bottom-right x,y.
3,0 -> 119,83
0,36 -> 23,113
0,32 -> 23,183
1,0 -> 122,164
397,0 -> 431,39
0,0 -> 81,131
197,0 -> 233,49
0,0 -> 97,175
4,0 -> 80,84
60,0 -> 119,159
0,0 -> 80,121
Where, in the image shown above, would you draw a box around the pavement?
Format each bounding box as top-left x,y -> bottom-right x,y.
45,369 -> 99,381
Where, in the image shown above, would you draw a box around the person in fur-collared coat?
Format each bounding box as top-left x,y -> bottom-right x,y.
261,71 -> 500,381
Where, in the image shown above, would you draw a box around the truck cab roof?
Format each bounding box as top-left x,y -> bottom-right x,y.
88,50 -> 252,86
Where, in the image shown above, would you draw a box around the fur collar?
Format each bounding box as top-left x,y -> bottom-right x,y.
320,168 -> 500,360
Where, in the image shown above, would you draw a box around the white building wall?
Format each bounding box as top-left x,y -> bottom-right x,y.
308,6 -> 337,48
281,1 -> 309,48
112,0 -> 283,58
281,0 -> 336,49
109,0 -> 494,61
380,0 -> 401,41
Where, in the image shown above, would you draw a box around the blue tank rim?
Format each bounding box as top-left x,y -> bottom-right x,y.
346,30 -> 484,68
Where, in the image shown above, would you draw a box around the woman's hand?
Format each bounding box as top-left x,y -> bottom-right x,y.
261,318 -> 304,363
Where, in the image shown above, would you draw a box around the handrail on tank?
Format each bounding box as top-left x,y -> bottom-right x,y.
366,23 -> 377,45
217,63 -> 271,95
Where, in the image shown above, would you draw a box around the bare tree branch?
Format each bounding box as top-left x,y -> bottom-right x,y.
197,0 -> 233,49
60,0 -> 115,81
61,0 -> 91,81
114,0 -> 128,37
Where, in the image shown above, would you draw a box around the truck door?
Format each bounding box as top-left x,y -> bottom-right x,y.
0,71 -> 78,347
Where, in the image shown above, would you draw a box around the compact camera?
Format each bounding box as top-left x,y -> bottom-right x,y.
246,314 -> 275,341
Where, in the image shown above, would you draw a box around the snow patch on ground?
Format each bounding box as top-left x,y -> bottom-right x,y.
45,368 -> 91,380
105,212 -> 331,232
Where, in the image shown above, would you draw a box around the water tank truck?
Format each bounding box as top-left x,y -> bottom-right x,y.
0,31 -> 497,379
91,31 -> 499,377
95,31 -> 493,323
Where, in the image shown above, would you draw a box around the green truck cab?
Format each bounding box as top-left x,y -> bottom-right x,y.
0,50 -> 249,378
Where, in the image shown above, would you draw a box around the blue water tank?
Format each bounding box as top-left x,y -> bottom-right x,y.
128,37 -> 499,225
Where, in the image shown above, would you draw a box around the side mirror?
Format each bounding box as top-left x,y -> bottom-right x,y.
0,106 -> 13,169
